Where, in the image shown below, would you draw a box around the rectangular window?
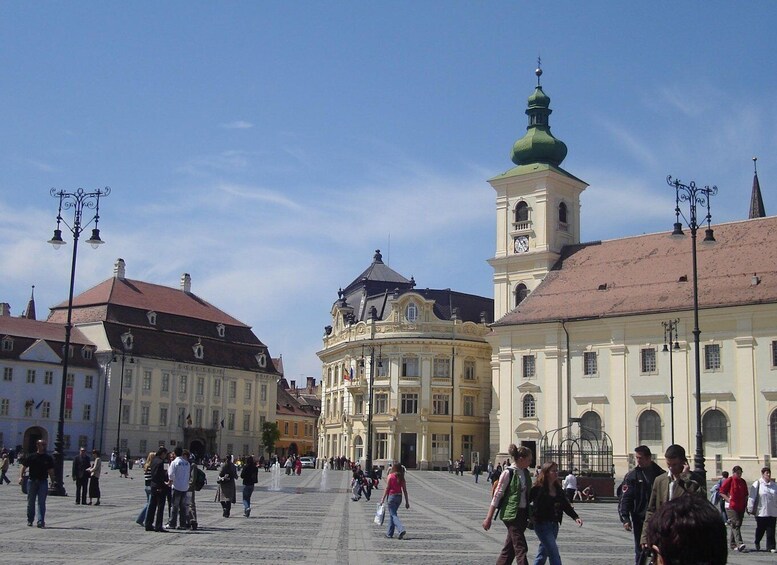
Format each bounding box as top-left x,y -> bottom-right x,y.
243,413 -> 250,432
44,370 -> 53,385
284,422 -> 289,435
141,406 -> 149,426
522,355 -> 535,379
245,382 -> 252,400
83,404 -> 91,421
461,434 -> 474,454
159,407 -> 168,426
375,393 -> 388,414
66,373 -> 75,387
376,433 -> 388,459
195,408 -> 202,426
64,407 -> 72,420
25,404 -> 33,417
123,369 -> 132,389
464,360 -> 476,380
641,348 -> 657,374
401,356 -> 419,377
227,412 -> 235,431
84,374 -> 93,389
354,395 -> 363,414
772,341 -> 777,367
212,410 -> 220,428
260,383 -> 267,402
41,401 -> 51,418
2,367 -> 12,381
229,381 -> 237,400
179,375 -> 187,394
63,435 -> 71,450
197,377 -> 205,396
259,415 -> 266,429
177,407 -> 186,428
704,344 -> 721,371
139,440 -> 147,454
431,434 -> 450,459
161,373 -> 170,393
377,357 -> 388,377
143,371 -> 152,391
583,351 -> 598,376
27,369 -> 36,383
293,422 -> 298,436
121,404 -> 130,424
433,358 -> 451,379
214,378 -> 221,397
0,398 -> 8,416
463,395 -> 475,417
432,393 -> 449,415
78,435 -> 88,448
401,393 -> 419,414
226,443 -> 233,455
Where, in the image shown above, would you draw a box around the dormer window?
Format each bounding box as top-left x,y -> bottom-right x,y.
1,336 -> 12,351
146,311 -> 157,326
216,323 -> 226,338
406,302 -> 418,323
121,330 -> 134,351
192,340 -> 204,360
256,352 -> 267,368
82,347 -> 93,360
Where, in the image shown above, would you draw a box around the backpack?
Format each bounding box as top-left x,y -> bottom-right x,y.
191,466 -> 207,491
491,468 -> 515,515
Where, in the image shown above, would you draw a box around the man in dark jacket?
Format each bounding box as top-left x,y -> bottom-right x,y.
618,445 -> 665,564
71,447 -> 91,505
144,447 -> 169,532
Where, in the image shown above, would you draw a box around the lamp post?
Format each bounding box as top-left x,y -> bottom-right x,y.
661,319 -> 680,445
113,330 -> 134,461
365,306 -> 377,480
47,186 -> 110,496
667,175 -> 716,483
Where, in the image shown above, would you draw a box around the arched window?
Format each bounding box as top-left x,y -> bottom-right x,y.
406,302 -> 418,322
558,202 -> 568,224
514,283 -> 528,307
770,411 -> 777,456
703,409 -> 728,444
638,410 -> 662,443
355,436 -> 364,462
580,411 -> 602,441
515,201 -> 529,223
522,394 -> 536,418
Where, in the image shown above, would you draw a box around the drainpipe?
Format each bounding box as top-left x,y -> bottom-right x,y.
561,320 -> 571,430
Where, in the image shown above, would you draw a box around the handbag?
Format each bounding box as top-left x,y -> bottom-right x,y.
374,503 -> 385,525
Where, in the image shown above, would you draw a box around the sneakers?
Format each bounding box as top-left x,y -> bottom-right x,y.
385,533 -> 393,538
398,530 -> 406,539
245,508 -> 251,517
37,522 -> 45,528
737,544 -> 746,552
27,522 -> 32,527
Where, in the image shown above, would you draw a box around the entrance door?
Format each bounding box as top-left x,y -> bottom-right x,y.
400,433 -> 417,469
521,440 -> 537,469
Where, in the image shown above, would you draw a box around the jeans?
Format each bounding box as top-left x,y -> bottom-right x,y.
243,484 -> 254,511
386,494 -> 405,537
145,486 -> 166,531
27,478 -> 48,525
631,517 -> 645,565
169,489 -> 188,528
533,520 -> 561,565
136,485 -> 151,525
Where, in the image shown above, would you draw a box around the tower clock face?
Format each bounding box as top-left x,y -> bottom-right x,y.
514,236 -> 529,253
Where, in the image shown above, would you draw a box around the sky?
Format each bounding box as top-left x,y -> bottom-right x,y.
1,2 -> 776,382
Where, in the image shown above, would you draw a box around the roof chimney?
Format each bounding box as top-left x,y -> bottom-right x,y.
114,258 -> 126,280
307,376 -> 315,391
290,379 -> 296,390
181,273 -> 191,293
0,303 -> 10,317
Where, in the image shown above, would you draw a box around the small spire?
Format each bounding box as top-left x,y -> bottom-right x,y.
749,156 -> 766,219
22,285 -> 36,320
536,56 -> 542,87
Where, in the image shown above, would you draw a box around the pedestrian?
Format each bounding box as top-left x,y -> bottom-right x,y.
618,445 -> 665,564
166,446 -> 190,529
640,444 -> 704,547
482,444 -> 534,565
458,454 -> 466,476
529,461 -> 583,564
1,453 -> 10,484
135,451 -> 155,526
748,466 -> 777,552
644,493 -> 727,565
473,462 -> 481,483
144,446 -> 169,532
18,439 -> 55,528
71,447 -> 91,505
562,470 -> 577,502
720,465 -> 747,552
380,462 -> 410,539
87,449 -> 102,505
217,454 -> 237,517
118,455 -> 129,478
709,471 -> 729,522
187,452 -> 201,530
240,455 -> 258,517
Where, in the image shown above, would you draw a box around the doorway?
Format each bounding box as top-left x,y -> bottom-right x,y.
400,433 -> 417,469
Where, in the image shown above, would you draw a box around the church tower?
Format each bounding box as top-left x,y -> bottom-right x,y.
488,66 -> 588,320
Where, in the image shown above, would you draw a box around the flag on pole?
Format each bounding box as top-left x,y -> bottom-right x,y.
186,413 -> 192,427
220,419 -> 225,429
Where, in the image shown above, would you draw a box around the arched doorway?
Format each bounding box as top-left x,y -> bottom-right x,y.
23,426 -> 47,455
189,439 -> 205,460
288,442 -> 298,456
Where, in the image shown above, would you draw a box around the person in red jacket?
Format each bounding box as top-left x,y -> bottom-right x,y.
720,465 -> 748,552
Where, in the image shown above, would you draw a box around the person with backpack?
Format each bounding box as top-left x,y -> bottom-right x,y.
240,455 -> 258,517
482,444 -> 534,565
187,450 -> 204,529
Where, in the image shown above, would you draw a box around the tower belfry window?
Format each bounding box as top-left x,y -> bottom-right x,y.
558,202 -> 568,224
514,201 -> 529,223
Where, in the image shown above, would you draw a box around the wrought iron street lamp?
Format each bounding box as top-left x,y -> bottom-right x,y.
47,187 -> 110,495
365,306 -> 378,479
113,330 -> 134,461
661,319 -> 681,445
667,175 -> 716,483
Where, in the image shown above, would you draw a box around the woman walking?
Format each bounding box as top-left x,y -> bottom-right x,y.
218,454 -> 237,517
135,451 -> 156,526
380,463 -> 410,539
87,449 -> 102,505
240,455 -> 258,517
748,467 -> 777,552
529,461 -> 583,565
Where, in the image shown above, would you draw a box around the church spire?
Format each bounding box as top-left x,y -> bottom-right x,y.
22,285 -> 36,320
749,157 -> 766,219
510,61 -> 568,167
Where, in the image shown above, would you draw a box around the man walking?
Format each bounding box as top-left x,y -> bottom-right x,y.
166,446 -> 190,529
720,465 -> 748,552
618,445 -> 665,564
71,447 -> 91,505
18,439 -> 55,527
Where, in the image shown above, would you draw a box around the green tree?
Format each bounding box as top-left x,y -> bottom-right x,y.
261,421 -> 280,456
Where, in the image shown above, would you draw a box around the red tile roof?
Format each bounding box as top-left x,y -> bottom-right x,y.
495,216 -> 777,326
0,316 -> 93,345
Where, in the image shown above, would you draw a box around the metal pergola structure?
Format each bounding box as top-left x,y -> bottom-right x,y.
538,418 -> 614,476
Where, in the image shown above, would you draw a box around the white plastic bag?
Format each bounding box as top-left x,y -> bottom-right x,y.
374,503 -> 385,525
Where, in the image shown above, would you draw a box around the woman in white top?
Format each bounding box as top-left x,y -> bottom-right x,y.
87,449 -> 102,505
748,467 -> 777,552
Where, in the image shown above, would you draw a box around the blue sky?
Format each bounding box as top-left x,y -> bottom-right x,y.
1,2 -> 775,381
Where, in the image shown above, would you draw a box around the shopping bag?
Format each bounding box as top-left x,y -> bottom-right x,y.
374,503 -> 385,525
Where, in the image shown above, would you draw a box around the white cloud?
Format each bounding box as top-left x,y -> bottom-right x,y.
220,120 -> 254,130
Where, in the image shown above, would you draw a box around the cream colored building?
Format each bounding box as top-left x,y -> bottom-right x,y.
47,259 -> 279,459
488,69 -> 777,480
317,251 -> 493,470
